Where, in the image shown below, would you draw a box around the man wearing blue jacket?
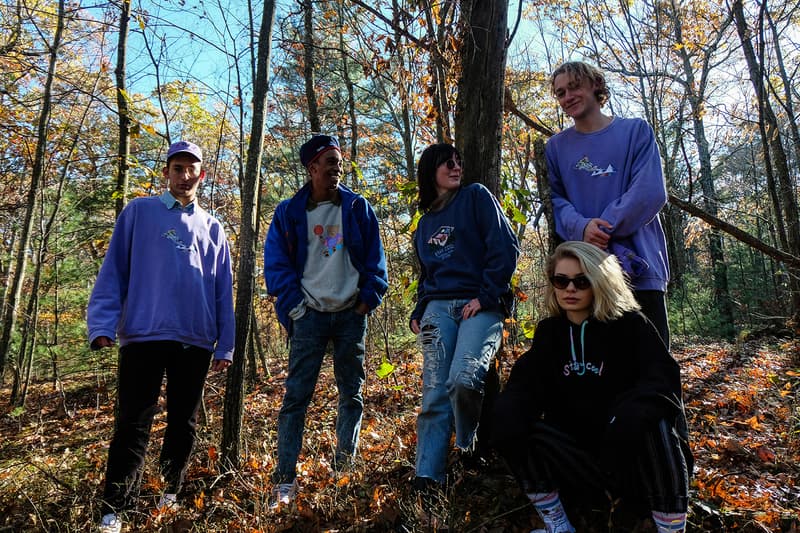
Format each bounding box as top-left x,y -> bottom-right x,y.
88,141 -> 235,533
546,61 -> 671,348
264,134 -> 388,508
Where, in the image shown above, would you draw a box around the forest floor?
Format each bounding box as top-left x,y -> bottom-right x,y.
0,334 -> 799,532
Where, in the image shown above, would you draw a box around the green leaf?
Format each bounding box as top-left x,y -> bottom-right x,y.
409,210 -> 422,233
376,361 -> 395,379
521,320 -> 537,339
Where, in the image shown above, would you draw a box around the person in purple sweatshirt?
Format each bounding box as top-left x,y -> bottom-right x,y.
409,143 -> 520,504
87,141 -> 235,533
545,61 -> 671,347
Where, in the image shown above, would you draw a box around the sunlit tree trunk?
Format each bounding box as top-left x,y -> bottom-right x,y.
222,0 -> 277,470
303,0 -> 320,133
733,0 -> 800,320
389,0 -> 415,185
114,0 -> 131,216
670,1 -> 736,338
422,1 -> 455,143
765,7 -> 800,168
0,0 -> 65,377
337,3 -> 359,187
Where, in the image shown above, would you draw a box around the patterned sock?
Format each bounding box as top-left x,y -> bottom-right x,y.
526,491 -> 576,533
652,510 -> 687,532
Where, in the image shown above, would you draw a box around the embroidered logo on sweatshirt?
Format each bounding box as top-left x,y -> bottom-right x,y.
575,156 -> 616,177
426,226 -> 456,259
163,229 -> 195,253
314,224 -> 343,257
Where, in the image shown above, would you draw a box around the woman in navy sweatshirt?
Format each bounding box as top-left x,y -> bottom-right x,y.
492,241 -> 691,533
409,143 -> 519,491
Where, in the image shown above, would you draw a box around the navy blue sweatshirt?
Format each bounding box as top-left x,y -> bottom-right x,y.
410,183 -> 519,323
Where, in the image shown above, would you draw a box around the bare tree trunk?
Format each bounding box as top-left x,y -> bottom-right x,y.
337,3 -> 359,187
222,0 -> 277,470
0,229 -> 17,334
671,1 -> 735,337
303,0 -> 320,133
115,0 -> 132,216
246,308 -> 258,385
765,7 -> 800,168
12,56 -> 89,404
0,0 -> 65,376
17,292 -> 38,406
732,0 -> 800,319
451,0 -> 509,460
420,1 -> 455,142
533,138 -> 557,255
454,0 -> 508,196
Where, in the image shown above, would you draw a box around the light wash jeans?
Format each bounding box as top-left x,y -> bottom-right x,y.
415,298 -> 504,482
273,306 -> 368,483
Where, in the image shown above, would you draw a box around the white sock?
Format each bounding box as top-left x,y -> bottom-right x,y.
526,491 -> 576,533
652,510 -> 687,532
100,513 -> 119,525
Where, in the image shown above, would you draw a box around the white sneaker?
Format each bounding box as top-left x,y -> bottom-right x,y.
157,493 -> 178,510
99,513 -> 122,533
269,480 -> 298,509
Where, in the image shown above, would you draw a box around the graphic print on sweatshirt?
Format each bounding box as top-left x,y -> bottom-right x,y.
162,229 -> 195,253
426,225 -> 456,260
313,224 -> 343,257
575,156 -> 616,177
563,322 -> 604,377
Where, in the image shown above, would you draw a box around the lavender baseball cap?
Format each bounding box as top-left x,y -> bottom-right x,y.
167,140 -> 203,163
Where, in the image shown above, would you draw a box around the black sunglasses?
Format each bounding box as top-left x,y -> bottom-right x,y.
550,274 -> 591,291
440,158 -> 461,170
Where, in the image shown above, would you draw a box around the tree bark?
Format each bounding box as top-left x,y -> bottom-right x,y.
114,0 -> 131,217
732,0 -> 800,318
337,2 -> 359,186
670,0 -> 736,337
0,0 -> 65,376
668,194 -> 800,269
454,0 -> 508,196
221,0 -> 277,470
303,0 -> 320,133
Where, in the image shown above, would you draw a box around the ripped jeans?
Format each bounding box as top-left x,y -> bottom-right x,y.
415,299 -> 504,482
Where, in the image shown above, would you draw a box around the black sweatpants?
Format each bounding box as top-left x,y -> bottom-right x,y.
101,341 -> 212,515
495,420 -> 690,514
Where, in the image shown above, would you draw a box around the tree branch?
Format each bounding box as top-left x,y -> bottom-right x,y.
668,194 -> 800,269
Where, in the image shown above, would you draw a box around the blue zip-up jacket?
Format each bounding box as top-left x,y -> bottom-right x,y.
87,193 -> 236,361
410,183 -> 520,323
264,182 -> 388,330
546,117 -> 670,292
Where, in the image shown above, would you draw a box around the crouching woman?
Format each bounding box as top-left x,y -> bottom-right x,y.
492,241 -> 692,533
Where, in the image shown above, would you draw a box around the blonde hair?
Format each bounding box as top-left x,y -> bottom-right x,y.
550,61 -> 610,106
545,241 -> 640,322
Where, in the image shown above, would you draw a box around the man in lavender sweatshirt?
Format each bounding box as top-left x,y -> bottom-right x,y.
87,141 -> 235,533
545,61 -> 671,348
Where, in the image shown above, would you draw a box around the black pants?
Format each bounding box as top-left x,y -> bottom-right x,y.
635,290 -> 670,349
101,341 -> 212,515
495,420 -> 690,514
